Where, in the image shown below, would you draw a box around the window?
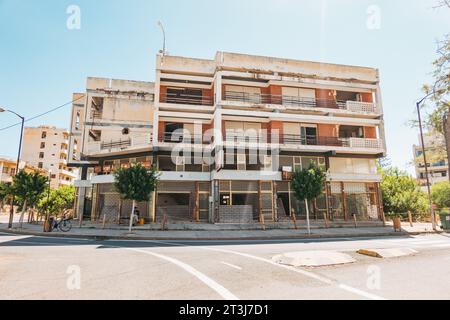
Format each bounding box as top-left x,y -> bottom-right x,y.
39,152 -> 44,159
10,168 -> 15,176
40,142 -> 45,149
122,128 -> 130,135
38,162 -> 43,169
51,174 -> 56,179
41,131 -> 47,139
339,126 -> 364,138
2,167 -> 9,174
166,87 -> 204,105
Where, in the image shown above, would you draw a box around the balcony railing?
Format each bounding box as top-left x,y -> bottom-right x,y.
90,110 -> 103,119
281,135 -> 383,149
223,91 -> 379,114
160,93 -> 214,106
159,132 -> 211,145
87,134 -> 153,154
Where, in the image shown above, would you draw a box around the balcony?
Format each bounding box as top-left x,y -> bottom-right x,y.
158,132 -> 212,145
280,134 -> 383,152
87,134 -> 153,156
160,93 -> 213,106
223,91 -> 380,115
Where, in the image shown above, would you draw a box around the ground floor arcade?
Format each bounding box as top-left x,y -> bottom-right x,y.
73,179 -> 384,225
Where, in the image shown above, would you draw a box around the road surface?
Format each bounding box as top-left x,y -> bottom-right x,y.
1,232 -> 450,300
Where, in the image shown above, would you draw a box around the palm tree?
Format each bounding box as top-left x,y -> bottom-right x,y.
114,163 -> 159,232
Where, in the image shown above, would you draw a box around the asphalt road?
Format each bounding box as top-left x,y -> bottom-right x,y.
1,232 -> 450,300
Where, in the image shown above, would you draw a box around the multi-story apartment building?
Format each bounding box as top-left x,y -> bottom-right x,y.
70,52 -> 387,225
0,156 -> 46,184
22,126 -> 78,189
413,132 -> 449,191
68,78 -> 155,222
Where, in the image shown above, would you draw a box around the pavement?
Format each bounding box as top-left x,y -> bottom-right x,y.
2,232 -> 450,299
0,213 -> 443,241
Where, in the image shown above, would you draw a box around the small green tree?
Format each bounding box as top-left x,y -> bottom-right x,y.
114,164 -> 159,232
291,163 -> 326,234
432,181 -> 450,209
11,171 -> 48,227
0,182 -> 13,212
38,185 -> 75,218
380,167 -> 429,216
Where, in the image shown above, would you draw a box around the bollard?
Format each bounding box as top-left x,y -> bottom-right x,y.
408,211 -> 413,228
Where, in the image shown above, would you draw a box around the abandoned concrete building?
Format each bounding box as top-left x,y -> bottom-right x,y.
69,52 -> 386,225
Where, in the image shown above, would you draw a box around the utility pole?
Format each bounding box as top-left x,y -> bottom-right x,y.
0,107 -> 25,229
416,94 -> 437,231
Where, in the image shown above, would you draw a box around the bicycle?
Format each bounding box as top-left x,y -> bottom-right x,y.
51,216 -> 73,232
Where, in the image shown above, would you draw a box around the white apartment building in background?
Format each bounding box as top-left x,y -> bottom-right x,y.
413,132 -> 449,191
22,126 -> 78,189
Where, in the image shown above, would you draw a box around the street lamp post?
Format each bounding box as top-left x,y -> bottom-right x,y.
0,107 -> 25,229
416,94 -> 437,231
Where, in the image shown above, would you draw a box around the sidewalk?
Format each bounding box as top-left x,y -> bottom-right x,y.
0,214 -> 443,241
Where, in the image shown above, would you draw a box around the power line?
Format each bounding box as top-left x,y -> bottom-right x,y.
0,95 -> 85,132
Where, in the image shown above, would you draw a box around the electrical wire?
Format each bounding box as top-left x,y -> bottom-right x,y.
0,95 -> 85,131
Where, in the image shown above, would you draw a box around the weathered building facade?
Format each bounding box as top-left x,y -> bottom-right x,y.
413,132 -> 449,191
71,52 -> 387,225
22,126 -> 78,189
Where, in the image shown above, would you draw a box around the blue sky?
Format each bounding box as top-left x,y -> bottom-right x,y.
0,0 -> 449,174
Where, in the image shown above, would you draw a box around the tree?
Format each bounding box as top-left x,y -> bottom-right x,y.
380,167 -> 429,216
432,181 -> 450,209
114,164 -> 159,232
422,32 -> 450,178
38,185 -> 75,218
291,163 -> 326,234
0,182 -> 13,212
11,171 -> 49,228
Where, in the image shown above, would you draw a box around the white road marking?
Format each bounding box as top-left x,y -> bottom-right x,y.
220,262 -> 242,270
338,284 -> 385,300
117,246 -> 239,300
140,239 -> 385,300
434,243 -> 450,248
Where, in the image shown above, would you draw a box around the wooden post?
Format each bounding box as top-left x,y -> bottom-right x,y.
258,180 -> 262,223
353,214 -> 357,228
325,182 -> 331,220
375,182 -> 386,226
341,182 -> 348,221
102,214 -> 106,229
260,212 -> 266,231
291,208 -> 298,230
152,191 -> 157,223
195,182 -> 200,222
408,211 -> 413,227
323,211 -> 329,228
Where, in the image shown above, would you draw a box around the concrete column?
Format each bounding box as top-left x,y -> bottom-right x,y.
74,187 -> 86,220
153,69 -> 162,149
214,71 -> 223,104
375,82 -> 387,156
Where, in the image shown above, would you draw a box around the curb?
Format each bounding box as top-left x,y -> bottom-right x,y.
0,228 -> 443,242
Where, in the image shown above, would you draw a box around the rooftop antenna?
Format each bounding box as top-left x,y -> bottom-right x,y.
157,20 -> 167,56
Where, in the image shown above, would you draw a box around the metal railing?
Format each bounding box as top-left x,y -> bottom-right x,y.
281,135 -> 383,149
90,110 -> 103,119
101,139 -> 131,150
159,132 -> 212,144
160,93 -> 214,106
223,91 -> 378,114
282,134 -> 345,147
